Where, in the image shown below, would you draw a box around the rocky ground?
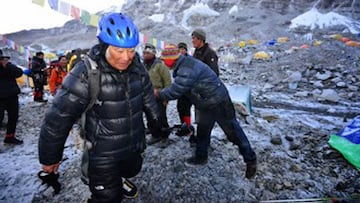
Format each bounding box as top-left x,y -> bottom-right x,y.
1,30 -> 360,203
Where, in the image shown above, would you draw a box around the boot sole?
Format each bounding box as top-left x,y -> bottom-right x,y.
123,191 -> 139,199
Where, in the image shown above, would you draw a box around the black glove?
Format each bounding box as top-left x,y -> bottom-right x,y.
38,171 -> 61,194
147,119 -> 172,137
175,123 -> 194,137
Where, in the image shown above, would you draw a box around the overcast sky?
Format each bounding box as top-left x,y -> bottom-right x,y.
0,0 -> 124,34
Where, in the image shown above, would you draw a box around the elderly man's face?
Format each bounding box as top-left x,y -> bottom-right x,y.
105,45 -> 136,71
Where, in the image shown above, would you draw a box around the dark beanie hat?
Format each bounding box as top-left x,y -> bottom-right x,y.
0,49 -> 10,60
192,29 -> 206,41
36,51 -> 44,56
177,42 -> 188,51
143,43 -> 156,55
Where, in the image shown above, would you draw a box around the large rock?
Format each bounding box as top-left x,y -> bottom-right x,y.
320,89 -> 341,102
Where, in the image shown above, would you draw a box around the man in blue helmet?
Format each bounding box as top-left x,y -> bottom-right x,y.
38,13 -> 162,202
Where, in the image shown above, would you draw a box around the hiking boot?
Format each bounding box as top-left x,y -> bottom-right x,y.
146,136 -> 162,145
185,155 -> 208,166
38,99 -> 48,103
122,178 -> 138,199
4,136 -> 23,145
245,160 -> 257,179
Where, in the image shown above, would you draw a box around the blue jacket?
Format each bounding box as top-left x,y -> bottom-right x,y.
159,55 -> 228,109
39,44 -> 159,165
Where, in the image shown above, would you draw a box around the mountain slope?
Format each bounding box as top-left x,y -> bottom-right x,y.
4,0 -> 360,67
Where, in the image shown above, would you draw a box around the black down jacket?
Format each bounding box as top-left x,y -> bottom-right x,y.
0,62 -> 23,99
39,44 -> 159,165
193,43 -> 219,76
159,55 -> 228,110
31,56 -> 46,73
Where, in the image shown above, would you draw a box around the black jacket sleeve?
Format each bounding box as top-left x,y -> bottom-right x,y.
204,49 -> 219,76
38,61 -> 90,165
6,63 -> 23,78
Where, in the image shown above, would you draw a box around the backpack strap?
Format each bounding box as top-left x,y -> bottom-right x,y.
80,56 -> 100,139
83,56 -> 100,112
79,55 -> 100,185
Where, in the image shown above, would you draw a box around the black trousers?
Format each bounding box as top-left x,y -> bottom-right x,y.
0,96 -> 19,135
0,108 -> 4,124
33,73 -> 45,100
176,95 -> 192,122
88,154 -> 143,203
196,98 -> 256,163
157,99 -> 169,138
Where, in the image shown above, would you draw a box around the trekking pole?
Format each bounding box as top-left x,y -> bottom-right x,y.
259,196 -> 360,203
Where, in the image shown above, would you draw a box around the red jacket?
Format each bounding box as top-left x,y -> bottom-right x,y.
49,66 -> 67,95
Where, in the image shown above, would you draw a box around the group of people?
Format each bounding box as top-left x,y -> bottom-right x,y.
30,50 -> 80,102
0,48 -> 78,146
38,12 -> 257,203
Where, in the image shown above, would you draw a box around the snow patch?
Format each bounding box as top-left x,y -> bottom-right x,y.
149,14 -> 165,22
229,5 -> 238,15
290,8 -> 360,34
181,3 -> 220,30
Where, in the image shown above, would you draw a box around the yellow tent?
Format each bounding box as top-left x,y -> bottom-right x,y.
253,51 -> 270,60
44,52 -> 57,59
238,41 -> 246,48
247,39 -> 258,45
16,75 -> 35,87
277,37 -> 289,43
313,40 -> 323,46
16,75 -> 26,86
329,34 -> 343,41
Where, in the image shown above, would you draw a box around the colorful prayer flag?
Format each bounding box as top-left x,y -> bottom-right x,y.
47,0 -> 58,10
143,35 -> 149,44
32,0 -> 45,7
81,10 -> 91,25
152,38 -> 157,48
71,5 -> 80,20
139,32 -> 144,44
59,1 -> 71,16
89,14 -> 100,27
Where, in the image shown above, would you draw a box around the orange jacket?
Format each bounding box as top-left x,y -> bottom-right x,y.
49,67 -> 67,95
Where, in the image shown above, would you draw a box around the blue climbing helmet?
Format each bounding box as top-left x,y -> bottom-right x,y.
97,13 -> 139,48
